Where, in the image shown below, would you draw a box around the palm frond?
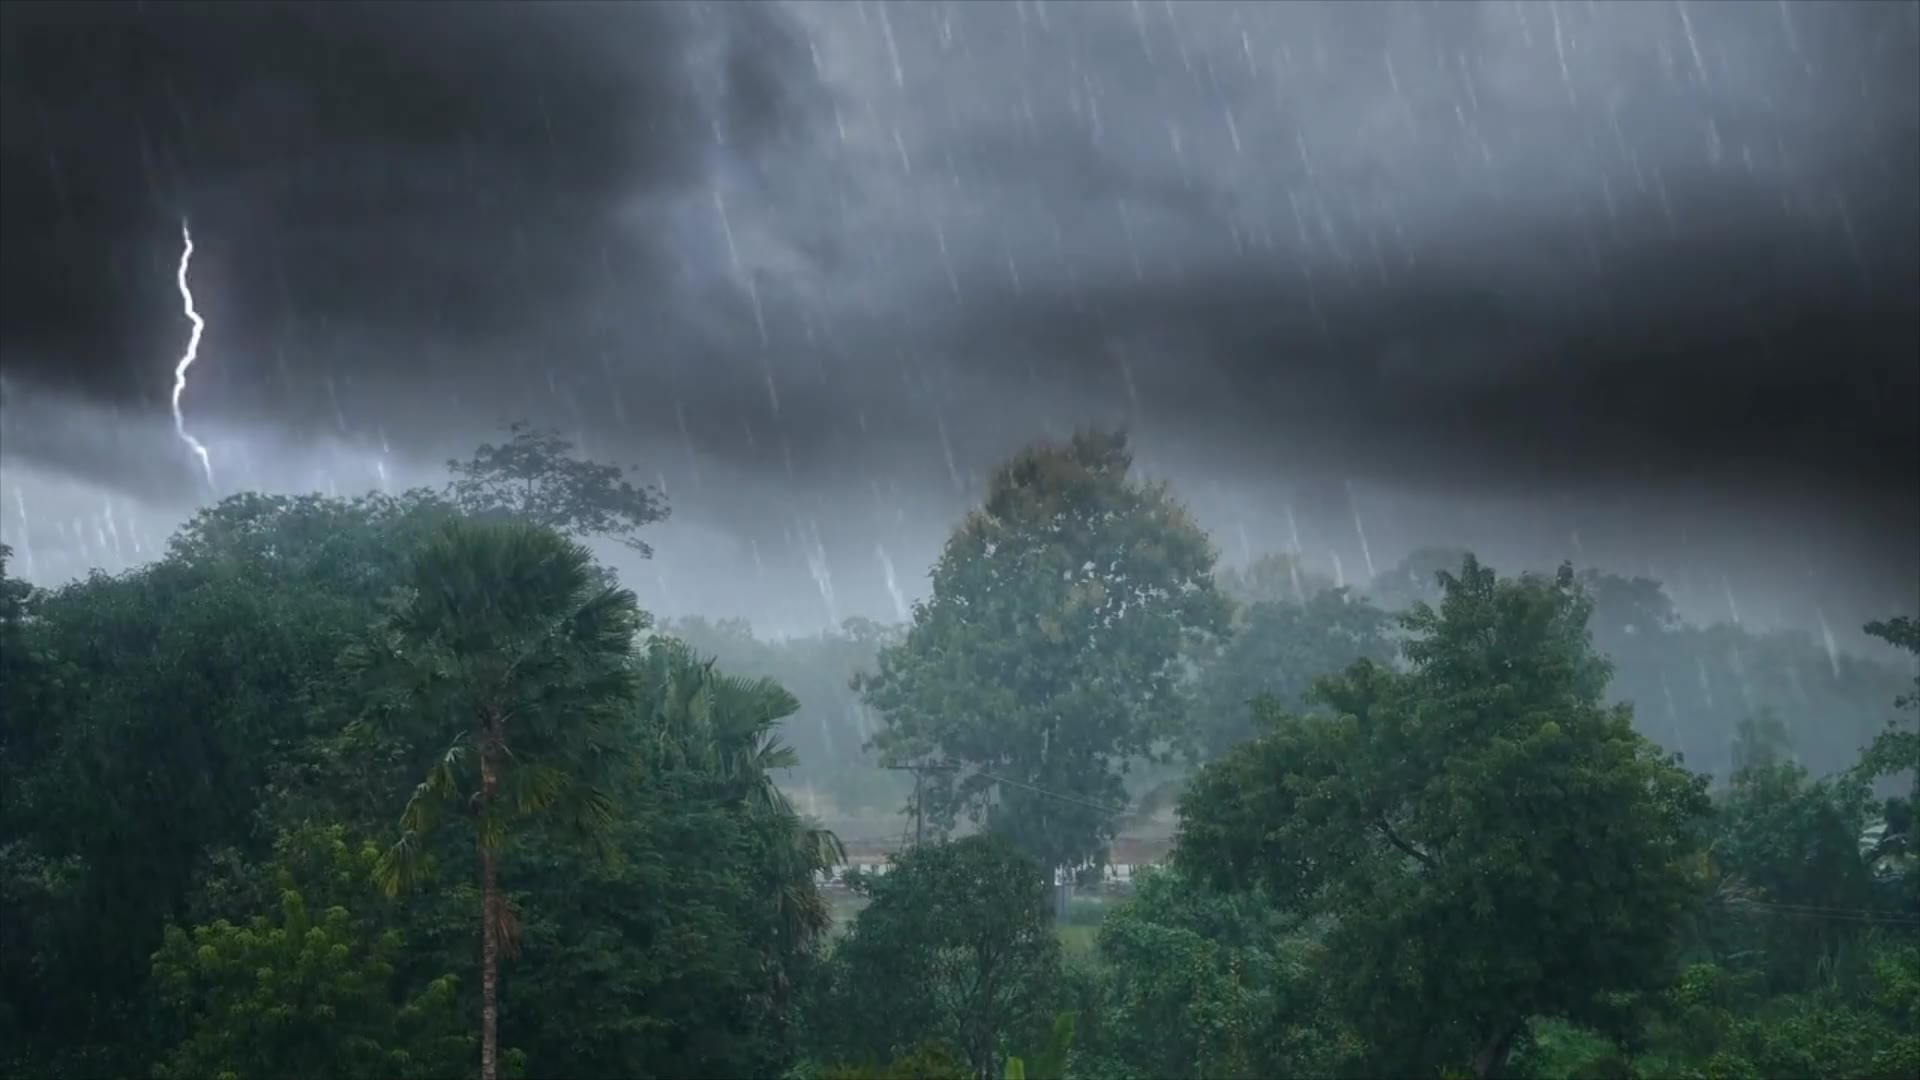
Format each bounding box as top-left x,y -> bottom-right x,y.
756,734 -> 802,774
376,832 -> 427,897
579,786 -> 617,828
749,780 -> 798,820
475,808 -> 508,853
488,892 -> 523,960
423,741 -> 472,801
568,585 -> 646,656
398,779 -> 448,838
509,762 -> 570,815
802,824 -> 848,870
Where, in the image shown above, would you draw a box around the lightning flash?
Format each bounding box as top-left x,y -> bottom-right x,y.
171,220 -> 214,489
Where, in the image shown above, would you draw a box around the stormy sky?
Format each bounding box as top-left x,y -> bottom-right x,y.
1,0 -> 1916,643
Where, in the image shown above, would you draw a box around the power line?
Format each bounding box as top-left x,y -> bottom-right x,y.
1730,897 -> 1919,920
878,761 -> 1131,817
965,766 -> 1131,817
885,762 -> 958,848
1716,898 -> 1920,927
869,761 -> 1134,840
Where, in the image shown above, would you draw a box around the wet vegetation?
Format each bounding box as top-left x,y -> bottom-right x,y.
1,426 -> 1914,1080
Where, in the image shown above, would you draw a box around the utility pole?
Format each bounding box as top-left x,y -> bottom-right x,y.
884,762 -> 956,849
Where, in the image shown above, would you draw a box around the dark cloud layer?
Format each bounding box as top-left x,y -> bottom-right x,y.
0,0 -> 1915,637
1,0 -> 818,414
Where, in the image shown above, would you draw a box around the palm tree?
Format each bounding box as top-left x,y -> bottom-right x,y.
636,640 -> 846,965
347,519 -> 644,1080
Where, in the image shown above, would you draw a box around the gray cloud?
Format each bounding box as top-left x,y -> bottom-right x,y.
1,0 -> 1915,640
1,0 -> 823,445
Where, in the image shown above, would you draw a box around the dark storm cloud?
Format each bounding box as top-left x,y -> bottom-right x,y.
773,0 -> 1919,503
948,169 -> 1919,501
0,0 -> 821,468
1,1 -> 1915,635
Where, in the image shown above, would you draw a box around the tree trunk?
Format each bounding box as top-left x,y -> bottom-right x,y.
478,739 -> 501,1080
480,840 -> 500,1080
967,962 -> 999,1080
1471,1022 -> 1521,1080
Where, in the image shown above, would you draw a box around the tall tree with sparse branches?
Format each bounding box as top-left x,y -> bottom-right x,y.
447,421 -> 668,555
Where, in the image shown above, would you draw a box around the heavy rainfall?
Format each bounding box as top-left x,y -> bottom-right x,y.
0,2 -> 1915,1079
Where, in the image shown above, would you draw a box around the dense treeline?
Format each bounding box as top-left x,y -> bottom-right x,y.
684,542 -> 1905,824
0,424 -> 1914,1080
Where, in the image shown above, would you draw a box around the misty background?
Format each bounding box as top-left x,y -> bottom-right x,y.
1,0 -> 1915,647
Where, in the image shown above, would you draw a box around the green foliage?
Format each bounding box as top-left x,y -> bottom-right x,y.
275,631 -> 847,1080
629,637 -> 846,990
0,492 -> 454,1076
1864,616 -> 1920,709
1728,709 -> 1794,773
662,614 -> 910,817
1,441 -> 836,1080
447,420 -> 668,555
1854,616 -> 1918,898
497,784 -> 820,1078
147,827 -> 477,1080
8,418 -> 1919,1080
1602,946 -> 1920,1080
861,430 -> 1231,876
347,518 -> 646,890
813,835 -> 1063,1080
1022,1009 -> 1077,1080
348,518 -> 648,1079
1378,557 -> 1912,785
1576,568 -> 1907,783
1069,867 -> 1356,1080
813,1039 -> 972,1080
1368,546 -> 1476,612
811,1016 -> 1074,1080
1708,757 -> 1878,991
1190,576 -> 1396,760
1177,557 -> 1713,1078
163,488 -> 456,580
0,543 -> 39,746
1215,551 -> 1333,607
1508,1017 -> 1630,1080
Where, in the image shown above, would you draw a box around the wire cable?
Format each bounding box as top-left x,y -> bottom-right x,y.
1716,897 -> 1920,927
964,766 -> 1132,816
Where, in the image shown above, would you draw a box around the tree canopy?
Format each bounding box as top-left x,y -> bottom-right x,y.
1188,574 -> 1396,761
861,430 -> 1231,877
4,425 -> 1915,1080
1177,557 -> 1714,1078
447,421 -> 668,555
812,834 -> 1063,1080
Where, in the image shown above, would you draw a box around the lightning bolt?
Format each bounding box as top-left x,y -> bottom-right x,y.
171,220 -> 214,489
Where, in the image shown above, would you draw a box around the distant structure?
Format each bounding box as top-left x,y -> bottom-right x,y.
826,834 -> 1173,888
1104,836 -> 1174,883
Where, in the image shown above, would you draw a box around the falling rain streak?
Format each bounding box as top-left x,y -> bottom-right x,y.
0,5 -> 1914,1076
